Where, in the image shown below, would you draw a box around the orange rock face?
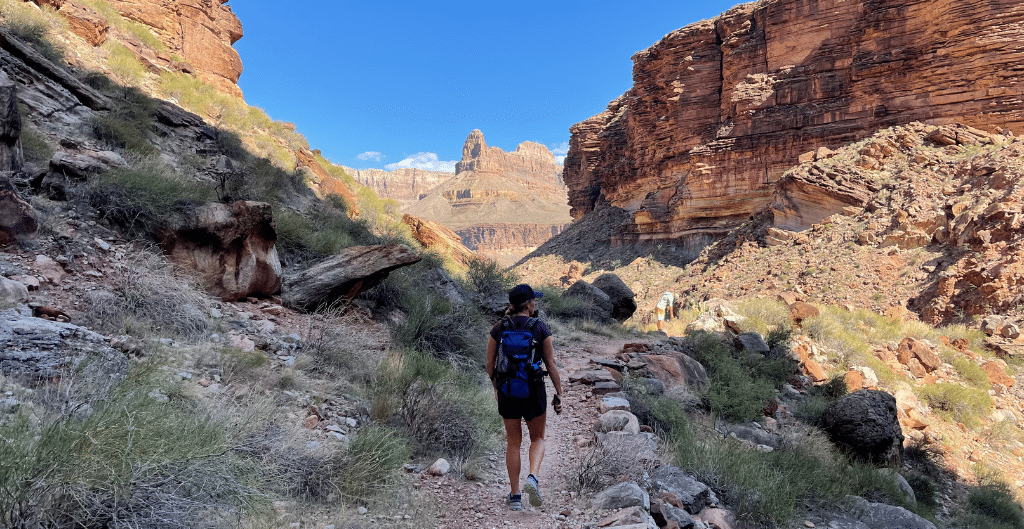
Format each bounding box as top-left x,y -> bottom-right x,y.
102,0 -> 243,95
564,0 -> 1024,253
401,214 -> 476,267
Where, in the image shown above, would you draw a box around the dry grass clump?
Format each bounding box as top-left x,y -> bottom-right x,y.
0,365 -> 266,528
297,310 -> 387,391
82,251 -> 211,340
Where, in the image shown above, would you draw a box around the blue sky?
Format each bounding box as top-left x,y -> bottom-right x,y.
231,1 -> 744,172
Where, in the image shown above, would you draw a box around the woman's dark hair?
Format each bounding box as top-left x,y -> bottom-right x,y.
505,301 -> 530,316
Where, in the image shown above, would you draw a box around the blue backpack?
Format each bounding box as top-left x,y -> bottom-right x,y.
494,316 -> 544,398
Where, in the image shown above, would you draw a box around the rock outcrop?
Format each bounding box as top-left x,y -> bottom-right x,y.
294,148 -> 358,215
0,71 -> 37,245
349,166 -> 450,206
563,0 -> 1024,254
821,389 -> 905,465
382,130 -> 572,265
401,214 -> 476,267
159,201 -> 282,302
25,0 -> 243,96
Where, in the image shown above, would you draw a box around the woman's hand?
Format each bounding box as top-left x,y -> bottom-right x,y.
552,394 -> 562,414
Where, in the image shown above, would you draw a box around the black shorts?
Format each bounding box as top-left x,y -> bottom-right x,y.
497,380 -> 547,421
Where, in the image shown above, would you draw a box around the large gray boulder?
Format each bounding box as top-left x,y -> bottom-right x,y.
821,390 -> 905,465
282,243 -> 421,311
650,465 -> 717,514
843,495 -> 937,529
565,279 -> 613,322
592,273 -> 637,322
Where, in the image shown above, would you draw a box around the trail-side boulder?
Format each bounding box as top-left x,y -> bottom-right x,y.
596,506 -> 659,529
592,272 -> 637,322
282,243 -> 420,311
733,332 -> 770,355
565,279 -> 613,322
641,352 -> 707,389
592,481 -> 650,511
651,465 -> 716,514
821,390 -> 904,465
160,201 -> 282,302
596,410 -> 640,434
0,277 -> 28,305
59,1 -> 109,46
843,495 -> 937,529
0,177 -> 37,246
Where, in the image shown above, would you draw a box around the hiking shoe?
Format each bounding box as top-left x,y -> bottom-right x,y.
524,474 -> 542,507
508,493 -> 522,511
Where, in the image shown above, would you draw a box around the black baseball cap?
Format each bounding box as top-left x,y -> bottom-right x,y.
509,284 -> 543,305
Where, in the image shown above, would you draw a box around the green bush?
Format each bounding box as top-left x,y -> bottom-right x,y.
917,382 -> 992,428
684,331 -> 798,422
18,123 -> 54,167
104,41 -> 147,86
89,86 -> 159,156
950,483 -> 1024,529
0,367 -> 262,528
953,357 -> 991,388
274,201 -> 377,267
89,159 -> 214,237
466,257 -> 518,296
390,289 -> 486,364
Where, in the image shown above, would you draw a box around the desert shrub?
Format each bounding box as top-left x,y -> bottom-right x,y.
667,416 -> 912,527
274,200 -> 377,267
466,257 -> 518,295
0,367 -> 263,528
298,311 -> 387,389
566,434 -> 659,495
0,1 -> 65,62
953,357 -> 991,388
622,379 -> 691,436
537,285 -> 584,321
104,41 -> 147,86
82,252 -> 211,339
389,288 -> 487,364
18,123 -> 54,167
735,298 -> 792,337
89,158 -> 214,237
949,483 -> 1024,529
218,347 -> 269,385
684,331 -> 797,422
905,472 -> 940,513
797,375 -> 847,425
368,350 -> 497,463
89,85 -> 159,156
335,426 -> 411,505
917,382 -> 992,428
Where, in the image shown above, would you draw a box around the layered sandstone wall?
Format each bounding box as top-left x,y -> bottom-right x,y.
26,0 -> 243,96
347,166 -> 450,205
564,0 -> 1024,247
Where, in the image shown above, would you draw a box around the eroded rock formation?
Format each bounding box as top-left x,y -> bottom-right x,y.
564,0 -> 1024,253
25,0 -> 243,96
349,166 -> 450,206
402,214 -> 476,267
404,130 -> 572,265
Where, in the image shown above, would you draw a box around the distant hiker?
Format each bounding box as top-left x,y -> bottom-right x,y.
486,283 -> 563,511
656,291 -> 675,332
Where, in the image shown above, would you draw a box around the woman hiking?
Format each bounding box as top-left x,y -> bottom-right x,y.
486,284 -> 563,511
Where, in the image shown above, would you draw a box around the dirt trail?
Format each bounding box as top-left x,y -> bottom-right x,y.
429,335 -> 648,529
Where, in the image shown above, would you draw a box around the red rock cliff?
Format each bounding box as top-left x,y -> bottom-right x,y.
28,0 -> 243,96
564,0 -> 1024,252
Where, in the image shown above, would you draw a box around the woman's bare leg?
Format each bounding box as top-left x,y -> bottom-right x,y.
503,418 -> 524,493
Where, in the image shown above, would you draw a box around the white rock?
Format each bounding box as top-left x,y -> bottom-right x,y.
428,458 -> 451,476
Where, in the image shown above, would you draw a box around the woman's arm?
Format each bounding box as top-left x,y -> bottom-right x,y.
541,336 -> 562,396
486,336 -> 498,388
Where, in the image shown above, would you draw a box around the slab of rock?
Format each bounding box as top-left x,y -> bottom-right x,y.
651,465 -> 716,514
733,332 -> 770,355
896,337 -> 941,372
600,396 -> 631,414
592,481 -> 650,511
821,390 -> 904,465
596,432 -> 660,465
593,381 -> 622,395
0,277 -> 28,305
651,500 -> 696,529
641,352 -> 707,389
597,506 -> 655,528
982,361 -> 1016,387
282,243 -> 420,311
843,495 -> 937,529
571,369 -> 619,385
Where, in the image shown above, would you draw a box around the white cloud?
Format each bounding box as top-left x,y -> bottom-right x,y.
385,152 -> 457,172
357,151 -> 383,161
549,141 -> 569,165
